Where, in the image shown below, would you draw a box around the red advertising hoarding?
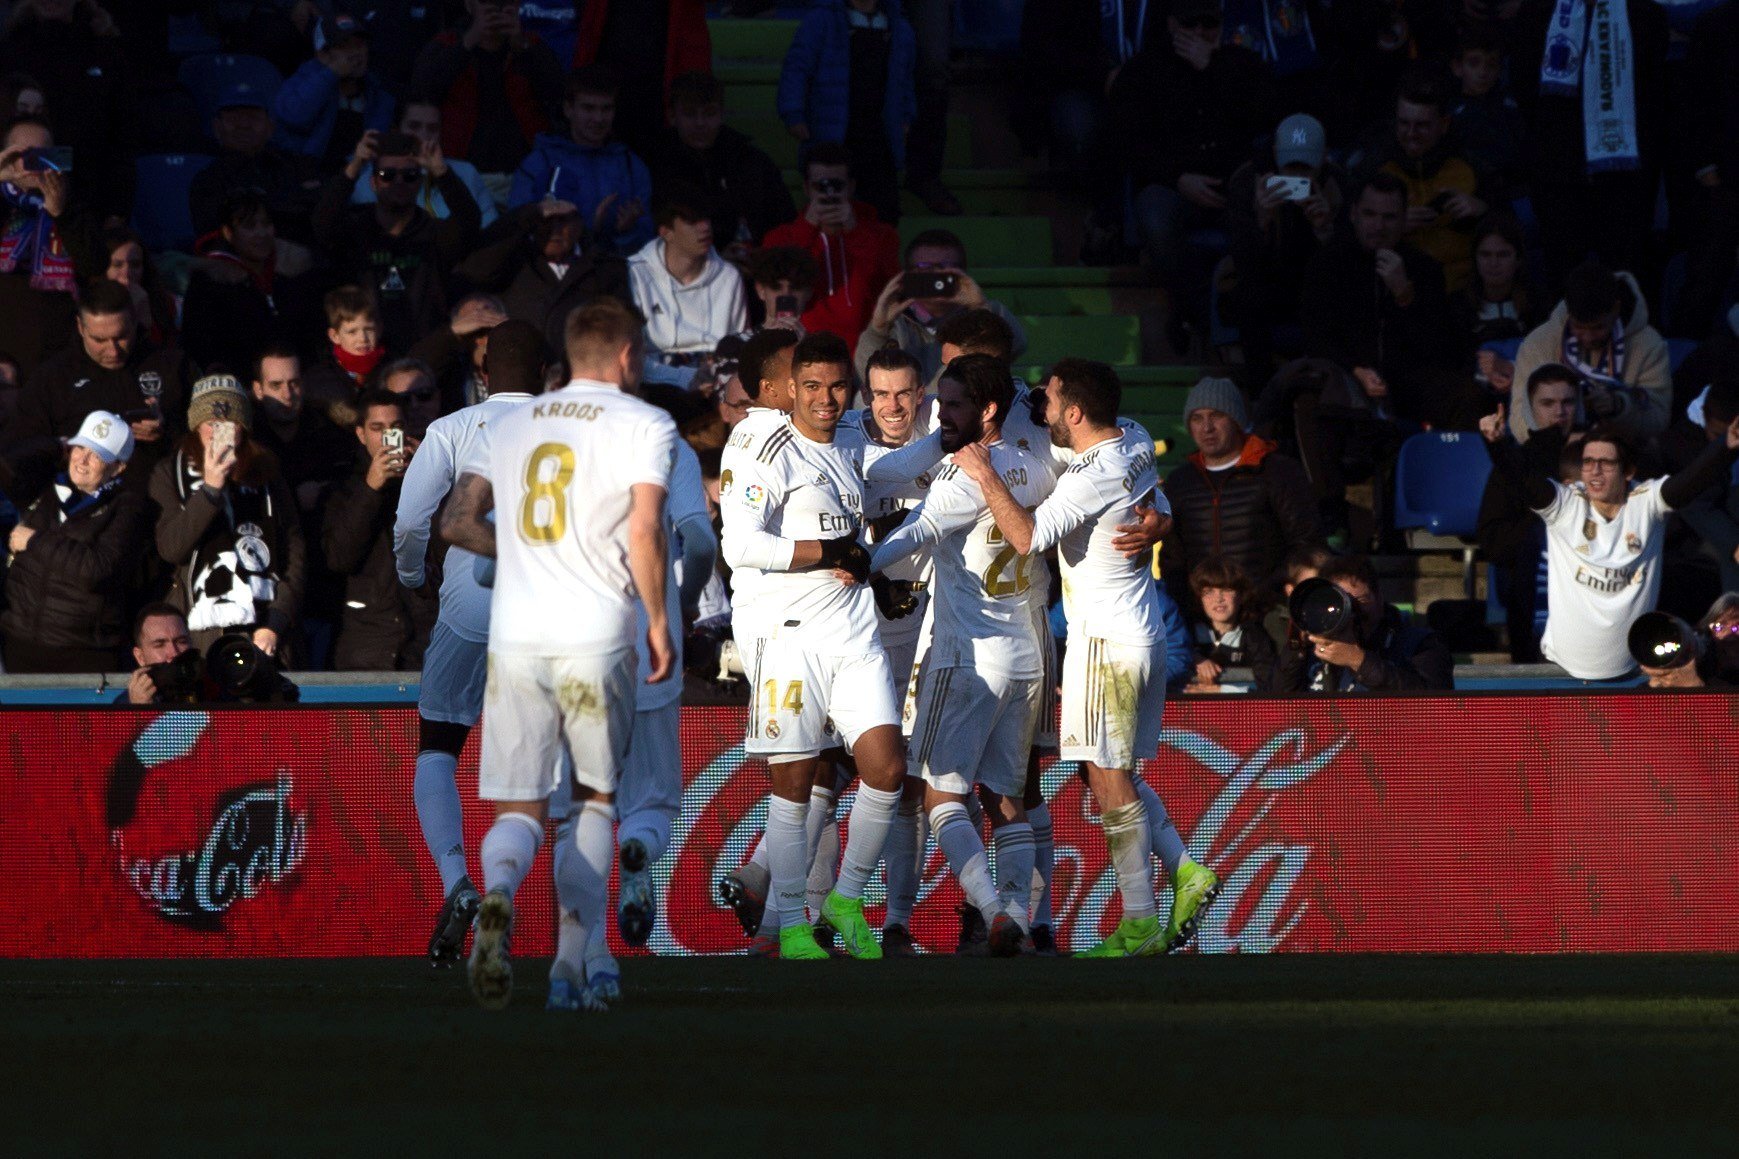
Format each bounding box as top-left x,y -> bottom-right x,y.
1,696 -> 1734,958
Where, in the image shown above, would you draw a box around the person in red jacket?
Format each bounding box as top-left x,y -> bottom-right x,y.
572,0 -> 712,155
761,143 -> 901,349
409,0 -> 565,178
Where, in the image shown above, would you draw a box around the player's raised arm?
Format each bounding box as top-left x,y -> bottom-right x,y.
953,442 -> 1040,555
393,418 -> 457,587
869,465 -> 980,572
440,472 -> 497,558
626,480 -> 674,683
864,427 -> 945,489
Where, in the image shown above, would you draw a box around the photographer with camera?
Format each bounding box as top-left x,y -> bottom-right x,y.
122,602 -> 300,705
1268,554 -> 1454,692
1630,595 -> 1739,690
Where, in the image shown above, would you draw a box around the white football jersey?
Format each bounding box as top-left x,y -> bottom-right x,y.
721,421 -> 881,655
1538,477 -> 1671,679
1031,428 -> 1166,643
720,405 -> 791,642
871,439 -> 1054,678
393,392 -> 533,643
466,379 -> 678,656
847,407 -> 936,651
633,440 -> 709,709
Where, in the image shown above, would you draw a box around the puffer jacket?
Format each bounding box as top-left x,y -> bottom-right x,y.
505,134 -> 654,255
270,59 -> 395,161
777,0 -> 918,166
322,469 -> 431,671
1160,435 -> 1321,599
0,480 -> 150,652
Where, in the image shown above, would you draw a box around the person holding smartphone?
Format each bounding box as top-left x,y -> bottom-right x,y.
854,228 -> 1026,387
150,375 -> 306,663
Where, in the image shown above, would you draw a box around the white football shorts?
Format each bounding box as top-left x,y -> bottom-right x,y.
479,648 -> 635,800
909,664 -> 1041,797
1059,635 -> 1165,771
548,700 -> 682,822
418,621 -> 488,726
746,637 -> 899,760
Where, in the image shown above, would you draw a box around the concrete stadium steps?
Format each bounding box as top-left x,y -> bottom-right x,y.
1019,315 -> 1141,367
898,215 -> 1052,267
709,17 -> 800,63
729,111 -> 976,169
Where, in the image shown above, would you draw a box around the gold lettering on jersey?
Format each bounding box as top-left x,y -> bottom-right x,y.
533,401 -> 605,422
819,512 -> 858,534
1120,447 -> 1155,493
1572,562 -> 1646,594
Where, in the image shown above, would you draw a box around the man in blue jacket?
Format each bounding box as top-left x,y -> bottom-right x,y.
778,0 -> 918,226
507,64 -> 653,256
273,13 -> 396,173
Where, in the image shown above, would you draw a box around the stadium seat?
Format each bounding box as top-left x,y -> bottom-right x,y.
708,18 -> 800,62
1393,431 -> 1494,598
1019,315 -> 1141,367
901,215 -> 1051,267
1667,338 -> 1699,374
730,112 -> 974,169
176,54 -> 282,126
998,286 -> 1116,315
132,153 -> 215,252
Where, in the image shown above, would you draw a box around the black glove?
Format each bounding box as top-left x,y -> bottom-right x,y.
871,574 -> 921,620
865,509 -> 908,543
815,533 -> 871,582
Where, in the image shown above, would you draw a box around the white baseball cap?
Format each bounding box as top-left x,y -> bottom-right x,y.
67,409 -> 135,464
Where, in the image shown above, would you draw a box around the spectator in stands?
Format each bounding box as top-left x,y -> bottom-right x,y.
570,0 -> 713,155
409,0 -> 564,179
762,144 -> 902,347
304,287 -> 385,418
1161,376 -> 1320,604
902,0 -> 962,217
409,294 -> 508,412
0,0 -> 133,221
745,245 -> 819,333
1350,69 -> 1491,293
1507,262 -> 1672,445
151,375 -> 305,659
316,130 -> 482,354
647,72 -> 796,262
186,80 -> 323,244
1479,407 -> 1739,681
1267,553 -> 1455,692
1186,555 -> 1278,690
1222,113 -> 1346,375
1678,1 -> 1739,340
777,0 -> 918,225
0,352 -> 19,434
379,358 -> 443,439
508,65 -> 654,256
352,99 -> 499,230
628,185 -> 750,387
1455,213 -> 1545,373
0,71 -> 46,120
715,362 -> 753,432
454,199 -> 631,355
6,282 -> 190,502
1639,595 -> 1739,690
1675,374 -> 1739,595
123,603 -> 193,705
249,344 -> 355,516
1,408 -> 148,673
181,190 -> 321,379
1107,0 -> 1274,323
273,13 -> 395,173
855,229 -> 1027,385
1447,24 -> 1526,196
101,228 -> 177,351
1259,541 -> 1336,657
0,118 -> 100,378
324,389 -> 430,670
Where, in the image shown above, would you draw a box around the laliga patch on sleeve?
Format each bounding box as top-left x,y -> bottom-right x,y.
741,483 -> 768,509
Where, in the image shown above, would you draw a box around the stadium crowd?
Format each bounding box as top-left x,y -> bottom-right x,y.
0,0 -> 1733,702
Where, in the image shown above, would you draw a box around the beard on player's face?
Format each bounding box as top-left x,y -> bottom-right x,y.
939,411 -> 981,452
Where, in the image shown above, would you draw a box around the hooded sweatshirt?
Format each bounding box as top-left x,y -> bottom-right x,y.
506,133 -> 654,255
627,239 -> 749,362
762,200 -> 901,346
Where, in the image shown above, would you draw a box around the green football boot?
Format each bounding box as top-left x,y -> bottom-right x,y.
820,890 -> 884,960
778,924 -> 830,961
1165,861 -> 1221,953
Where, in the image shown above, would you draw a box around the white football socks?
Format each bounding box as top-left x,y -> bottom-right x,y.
413,750 -> 468,895
551,815 -> 586,981
993,822 -> 1036,931
881,794 -> 924,929
1103,800 -> 1157,921
479,810 -> 543,899
804,785 -> 838,922
765,794 -> 810,932
1134,776 -> 1189,879
931,800 -> 999,920
834,783 -> 900,900
1028,802 -> 1055,929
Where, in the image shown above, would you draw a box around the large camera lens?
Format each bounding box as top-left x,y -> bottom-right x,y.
1627,611 -> 1699,670
1289,577 -> 1355,638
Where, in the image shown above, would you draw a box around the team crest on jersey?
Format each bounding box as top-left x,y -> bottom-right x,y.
764,721 -> 780,739
1625,532 -> 1642,554
719,468 -> 734,496
742,484 -> 767,508
138,371 -> 163,399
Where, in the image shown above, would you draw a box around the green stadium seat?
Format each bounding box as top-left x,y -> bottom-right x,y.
1018,315 -> 1141,367
997,287 -> 1117,315
729,112 -> 975,170
900,215 -> 1051,267
709,18 -> 799,62
727,83 -> 780,118
975,266 -> 1149,290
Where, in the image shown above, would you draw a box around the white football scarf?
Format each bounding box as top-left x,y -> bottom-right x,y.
1540,0 -> 1640,174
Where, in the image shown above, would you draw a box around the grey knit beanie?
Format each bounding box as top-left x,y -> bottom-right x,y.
1182,376 -> 1248,429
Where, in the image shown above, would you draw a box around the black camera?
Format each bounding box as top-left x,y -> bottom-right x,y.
1627,612 -> 1701,671
206,632 -> 299,703
145,649 -> 206,704
1289,577 -> 1358,640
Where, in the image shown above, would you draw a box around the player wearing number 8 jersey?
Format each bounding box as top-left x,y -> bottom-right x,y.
871,354 -> 1052,955
955,358 -> 1180,959
441,299 -> 677,1008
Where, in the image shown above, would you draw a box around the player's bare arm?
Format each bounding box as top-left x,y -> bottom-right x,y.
627,482 -> 674,683
440,472 -> 497,558
953,443 -> 1037,555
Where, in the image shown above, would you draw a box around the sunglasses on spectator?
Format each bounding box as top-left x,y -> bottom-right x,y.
810,178 -> 848,194
396,386 -> 438,402
376,166 -> 425,184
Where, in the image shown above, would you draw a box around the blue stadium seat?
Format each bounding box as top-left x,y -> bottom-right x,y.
1394,431 -> 1494,598
176,53 -> 282,126
132,154 -> 215,252
1667,337 -> 1699,374
1479,337 -> 1523,363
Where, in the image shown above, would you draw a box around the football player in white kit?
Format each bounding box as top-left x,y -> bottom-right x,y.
392,320 -> 545,965
954,358 -> 1180,958
441,299 -> 678,1008
870,354 -> 1051,956
720,332 -> 908,960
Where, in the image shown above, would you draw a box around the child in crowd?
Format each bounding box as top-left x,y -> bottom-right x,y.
1189,555 -> 1277,688
1448,24 -> 1526,195
304,286 -> 385,422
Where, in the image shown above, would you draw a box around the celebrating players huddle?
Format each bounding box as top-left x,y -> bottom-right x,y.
407,300 -> 1221,1012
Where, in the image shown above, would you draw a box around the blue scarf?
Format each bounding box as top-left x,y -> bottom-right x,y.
53,472 -> 123,521
0,182 -> 76,292
1540,0 -> 1641,174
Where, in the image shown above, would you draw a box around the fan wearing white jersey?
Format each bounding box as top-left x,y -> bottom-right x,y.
871,354 -> 1052,957
719,332 -> 909,961
955,358 -> 1177,959
392,319 -> 545,967
441,299 -> 677,1009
